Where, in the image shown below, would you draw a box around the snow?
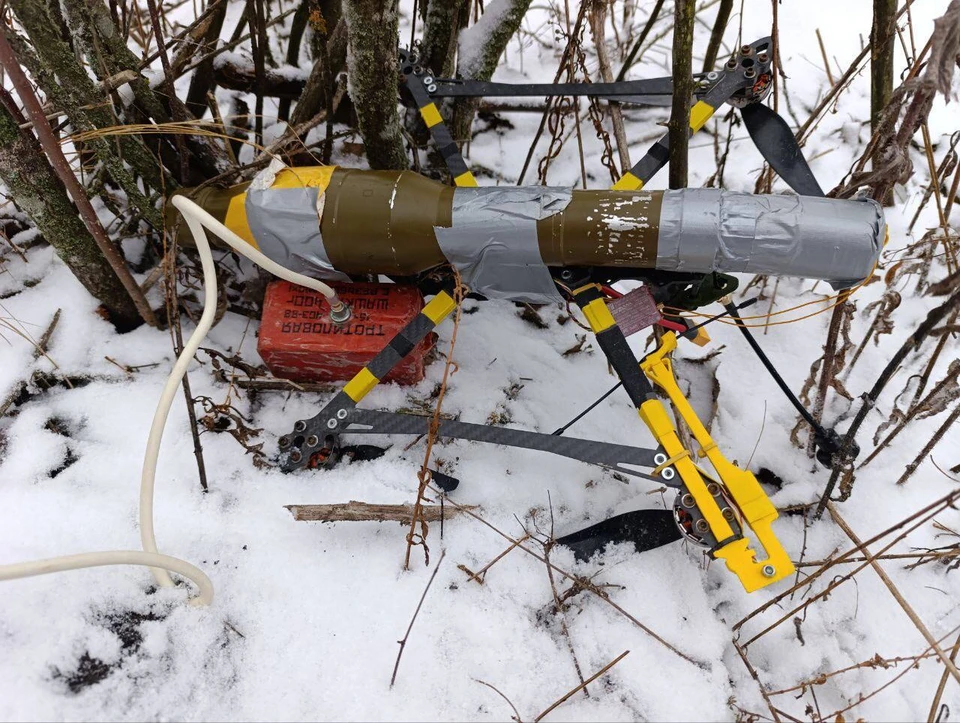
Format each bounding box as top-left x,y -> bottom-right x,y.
2,0 -> 960,721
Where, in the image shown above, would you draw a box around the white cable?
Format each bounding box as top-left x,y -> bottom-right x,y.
0,193 -> 347,607
0,552 -> 215,606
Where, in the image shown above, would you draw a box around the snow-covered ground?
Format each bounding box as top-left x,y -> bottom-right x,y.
2,1 -> 959,720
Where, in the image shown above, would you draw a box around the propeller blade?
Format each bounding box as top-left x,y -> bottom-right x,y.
555,509 -> 683,562
741,103 -> 824,197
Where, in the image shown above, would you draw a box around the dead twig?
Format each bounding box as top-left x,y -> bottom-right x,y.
533,650 -> 629,722
896,403 -> 960,485
390,549 -> 447,687
733,637 -> 782,723
458,534 -> 530,584
475,679 -> 522,722
286,501 -> 476,523
31,308 -> 61,361
164,232 -> 209,491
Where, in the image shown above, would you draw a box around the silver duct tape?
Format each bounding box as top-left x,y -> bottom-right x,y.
435,187 -> 570,303
245,186 -> 346,279
656,190 -> 885,288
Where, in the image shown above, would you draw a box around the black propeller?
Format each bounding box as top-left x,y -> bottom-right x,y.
740,102 -> 824,197
555,508 -> 683,561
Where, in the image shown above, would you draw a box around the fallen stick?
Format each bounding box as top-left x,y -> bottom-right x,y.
285,501 -> 477,524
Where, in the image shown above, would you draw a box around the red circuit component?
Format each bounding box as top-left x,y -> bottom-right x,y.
258,281 -> 434,385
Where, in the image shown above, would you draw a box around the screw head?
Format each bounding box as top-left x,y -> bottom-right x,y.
294,420 -> 307,432
336,409 -> 348,420
707,483 -> 721,497
289,450 -> 302,463
681,493 -> 695,508
653,452 -> 667,466
306,435 -> 319,447
327,418 -> 338,429
278,436 -> 291,449
744,68 -> 757,79
427,84 -> 438,93
758,52 -> 769,64
423,76 -> 434,85
740,44 -> 753,55
762,564 -> 776,578
695,519 -> 710,534
661,467 -> 676,481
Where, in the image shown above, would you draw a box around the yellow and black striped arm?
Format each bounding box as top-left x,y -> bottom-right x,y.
403,70 -> 478,188
279,291 -> 458,471
572,284 -> 657,408
611,70 -> 753,191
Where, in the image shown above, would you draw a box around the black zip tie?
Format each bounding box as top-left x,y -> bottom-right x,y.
553,297 -> 758,436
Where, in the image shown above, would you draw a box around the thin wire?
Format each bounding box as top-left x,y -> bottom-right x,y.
664,250 -> 881,328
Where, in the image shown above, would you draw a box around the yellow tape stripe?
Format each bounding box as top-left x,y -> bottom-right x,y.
223,194 -> 258,248
343,367 -> 379,403
580,297 -> 617,333
422,291 -> 457,324
420,103 -> 444,128
612,171 -> 644,191
689,100 -> 715,133
271,166 -> 337,191
453,171 -> 478,187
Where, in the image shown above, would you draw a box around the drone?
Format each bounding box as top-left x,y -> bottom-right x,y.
169,37 -> 886,593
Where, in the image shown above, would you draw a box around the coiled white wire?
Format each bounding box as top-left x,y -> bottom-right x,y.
0,195 -> 346,607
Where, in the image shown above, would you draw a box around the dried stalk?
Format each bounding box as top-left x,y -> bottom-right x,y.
896,402 -> 960,485
817,287 -> 960,514
862,359 -> 960,467
737,488 -> 960,641
928,630 -> 960,722
827,503 -> 960,686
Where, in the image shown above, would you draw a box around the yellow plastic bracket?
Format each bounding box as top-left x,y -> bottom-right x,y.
640,332 -> 795,592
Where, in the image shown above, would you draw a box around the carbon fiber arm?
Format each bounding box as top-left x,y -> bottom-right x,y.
428,76 -> 678,99
343,409 -> 669,484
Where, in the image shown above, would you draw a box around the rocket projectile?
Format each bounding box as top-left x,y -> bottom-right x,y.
168,166 -> 885,302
